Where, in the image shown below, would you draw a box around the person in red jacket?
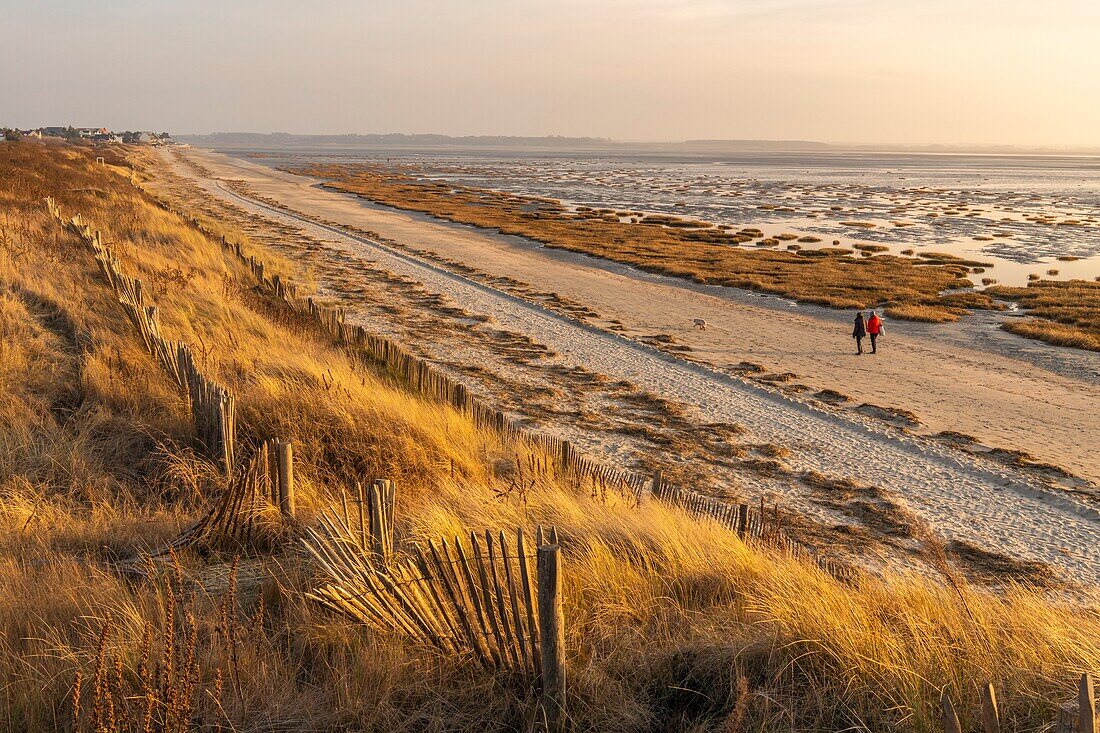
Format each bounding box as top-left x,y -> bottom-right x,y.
866,310 -> 885,354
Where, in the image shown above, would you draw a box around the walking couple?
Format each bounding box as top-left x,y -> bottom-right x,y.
852,311 -> 884,355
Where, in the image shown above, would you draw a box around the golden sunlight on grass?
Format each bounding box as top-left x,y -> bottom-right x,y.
0,140 -> 1096,731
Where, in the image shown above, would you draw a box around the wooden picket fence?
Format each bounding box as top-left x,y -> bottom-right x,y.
940,674 -> 1095,733
302,500 -> 568,731
332,479 -> 396,565
46,198 -> 236,474
152,436 -> 304,557
304,520 -> 543,674
155,441 -> 272,554
299,468 -> 568,726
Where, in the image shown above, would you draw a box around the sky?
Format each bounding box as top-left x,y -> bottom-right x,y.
2,0 -> 1099,147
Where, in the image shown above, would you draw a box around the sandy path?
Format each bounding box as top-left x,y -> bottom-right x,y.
166,147 -> 1100,582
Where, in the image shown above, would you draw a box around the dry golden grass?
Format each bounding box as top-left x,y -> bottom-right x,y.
1000,319 -> 1100,351
914,252 -> 994,268
1,141 -> 1098,731
300,163 -> 1002,317
986,280 -> 1100,351
884,303 -> 962,323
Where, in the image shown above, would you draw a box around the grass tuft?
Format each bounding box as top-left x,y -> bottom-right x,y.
987,280 -> 1100,351
885,304 -> 962,323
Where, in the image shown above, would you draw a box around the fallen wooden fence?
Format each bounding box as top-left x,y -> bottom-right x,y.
156,440 -> 274,554
333,479 -> 396,565
302,507 -> 567,727
304,523 -> 543,675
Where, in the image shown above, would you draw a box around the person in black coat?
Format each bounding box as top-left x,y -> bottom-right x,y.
853,312 -> 866,355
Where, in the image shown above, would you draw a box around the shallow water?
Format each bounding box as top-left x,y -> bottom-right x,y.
226,147 -> 1100,287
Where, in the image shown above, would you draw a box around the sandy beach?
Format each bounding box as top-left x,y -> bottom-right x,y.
155,146 -> 1100,580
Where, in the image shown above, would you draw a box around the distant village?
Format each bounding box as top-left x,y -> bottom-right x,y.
0,126 -> 171,144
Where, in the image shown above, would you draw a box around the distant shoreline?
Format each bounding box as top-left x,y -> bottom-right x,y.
175,133 -> 1100,158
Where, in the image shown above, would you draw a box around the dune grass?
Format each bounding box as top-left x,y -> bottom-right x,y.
1,140 -> 1098,731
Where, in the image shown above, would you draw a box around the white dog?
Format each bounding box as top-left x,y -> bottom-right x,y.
693,318 -> 707,331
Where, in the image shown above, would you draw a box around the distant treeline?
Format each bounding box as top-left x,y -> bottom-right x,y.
175,132 -> 840,153
175,132 -> 1100,156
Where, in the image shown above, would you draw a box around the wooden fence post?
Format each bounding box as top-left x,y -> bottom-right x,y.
220,392 -> 236,475
266,439 -> 280,506
369,479 -> 395,564
276,441 -> 295,519
538,542 -> 566,733
981,682 -> 1000,733
1083,673 -> 1097,733
737,503 -> 748,538
1061,674 -> 1098,733
942,691 -> 961,733
645,469 -> 661,503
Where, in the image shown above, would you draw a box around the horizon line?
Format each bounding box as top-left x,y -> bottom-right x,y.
174,131 -> 1100,156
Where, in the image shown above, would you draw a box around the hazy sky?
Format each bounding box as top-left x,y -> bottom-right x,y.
3,0 -> 1098,147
